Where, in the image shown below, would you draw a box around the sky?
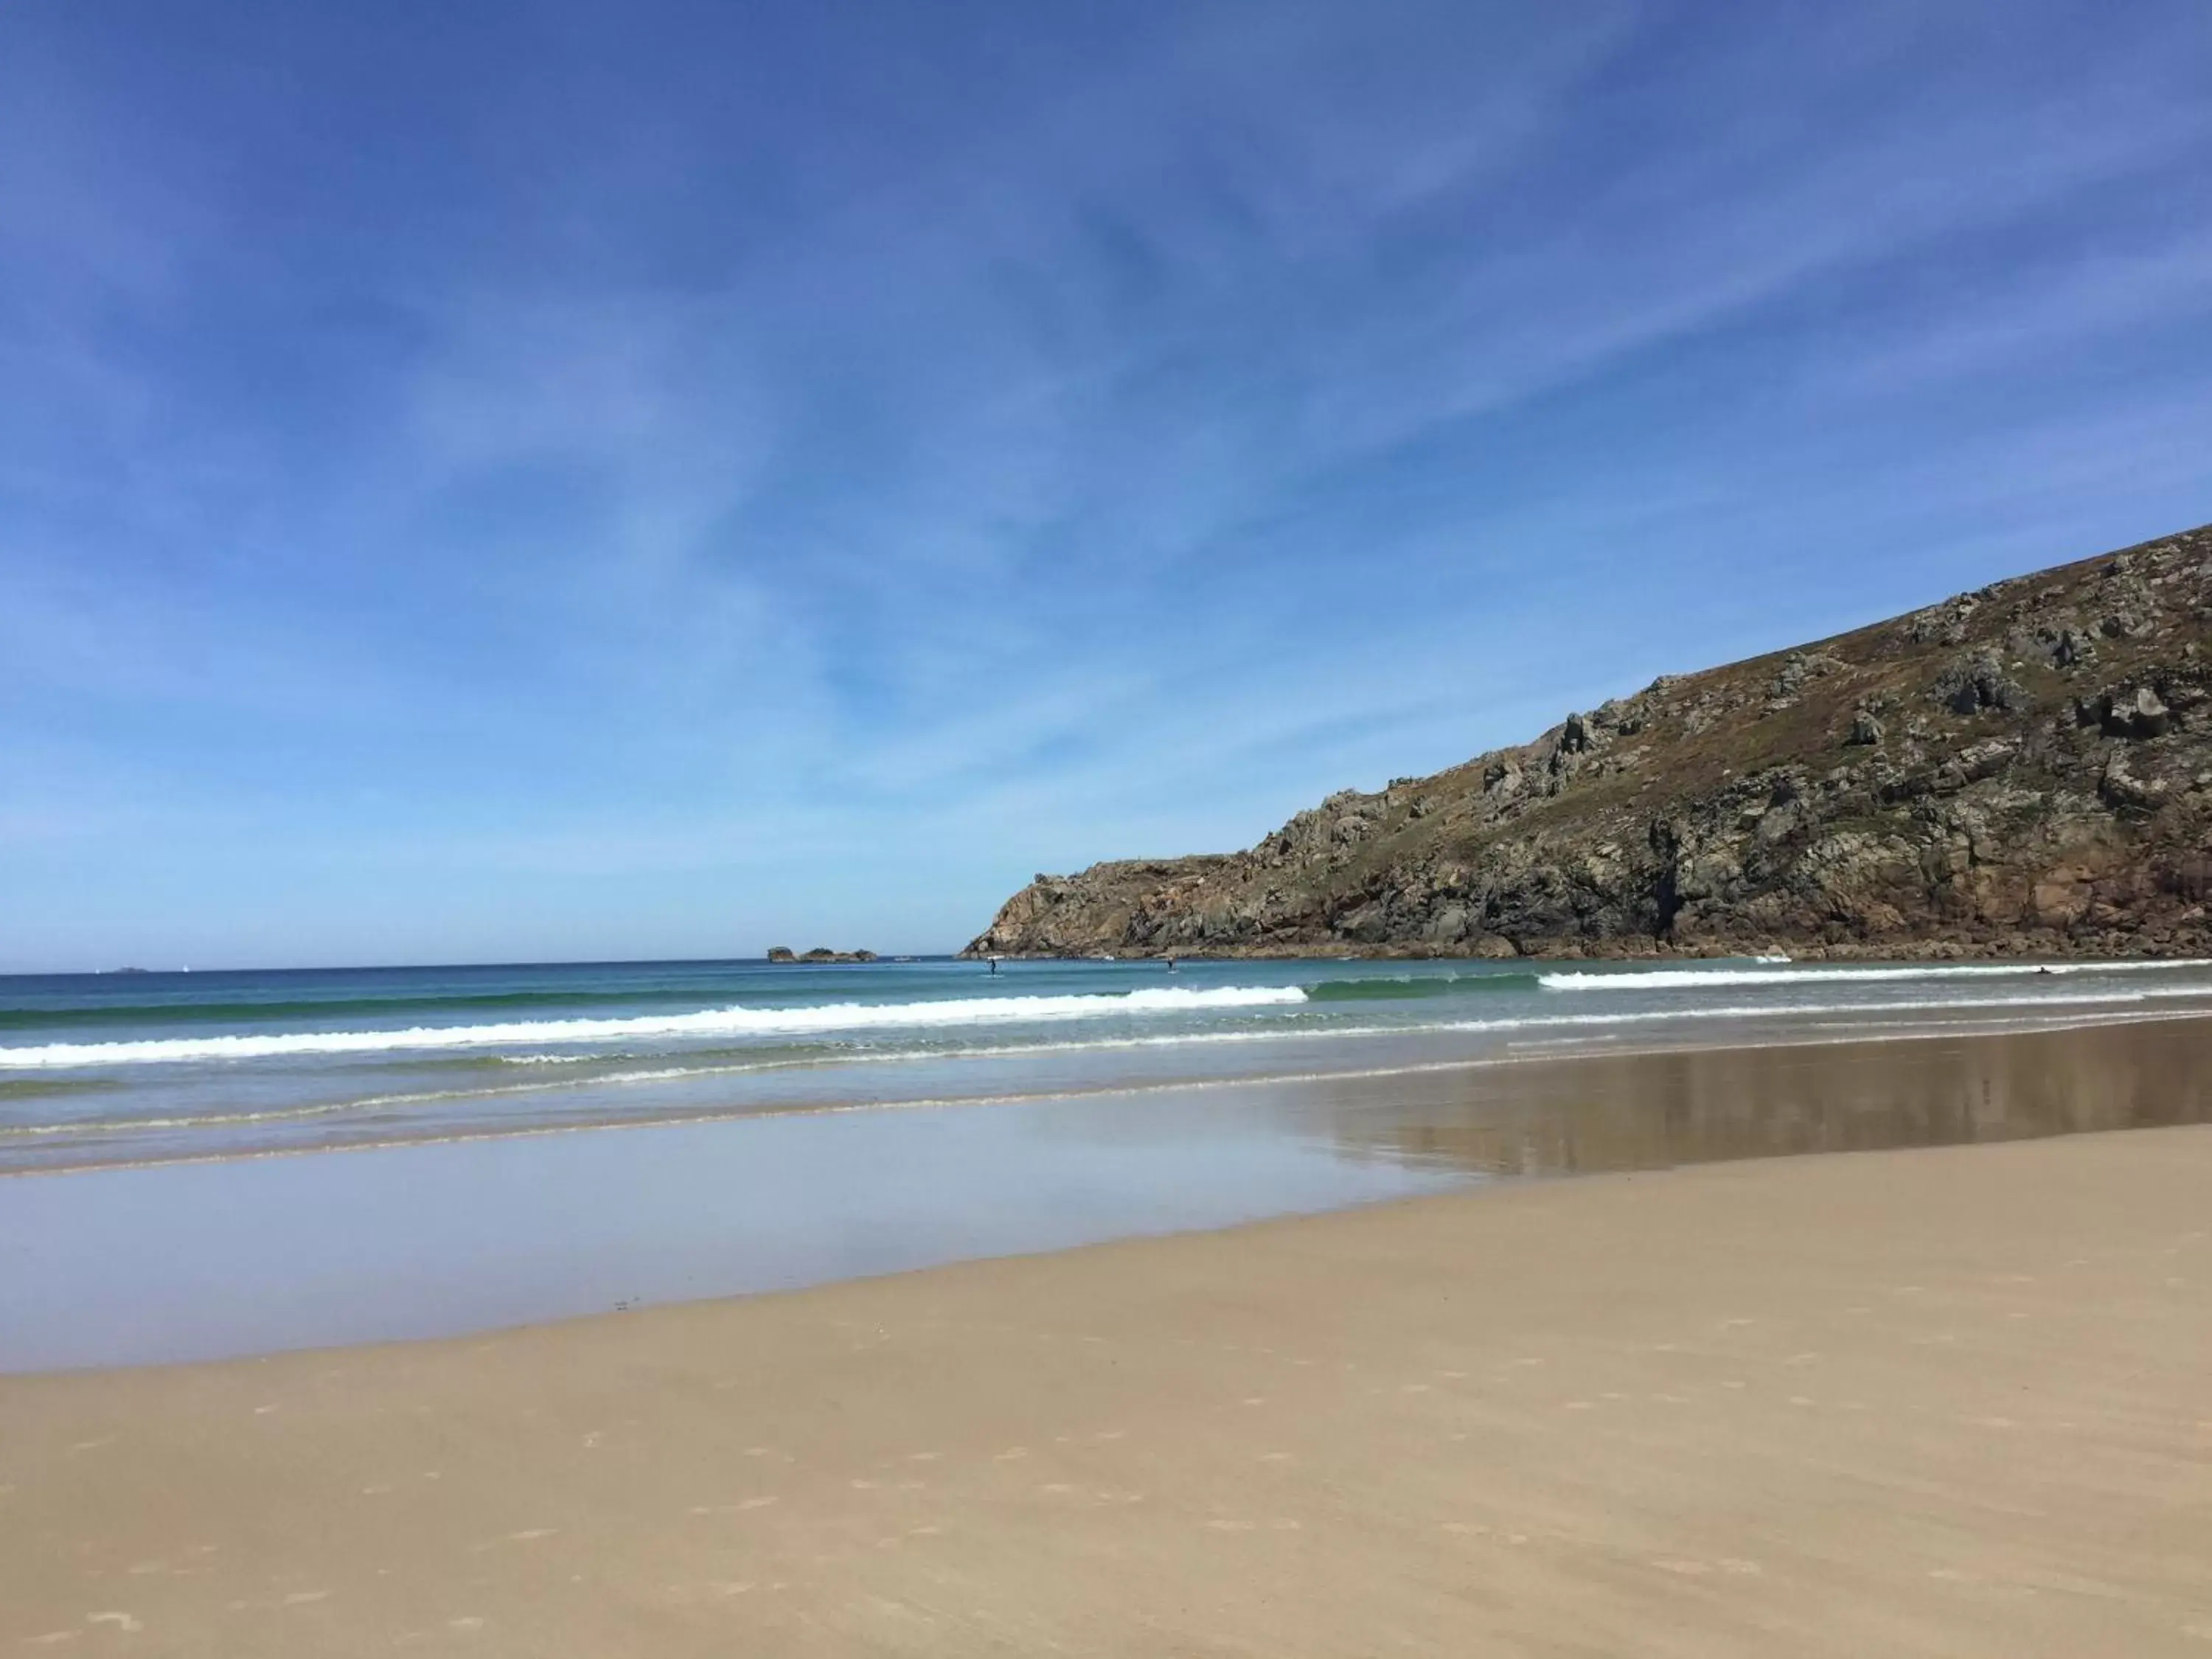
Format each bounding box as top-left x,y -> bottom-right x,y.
2,0 -> 2209,971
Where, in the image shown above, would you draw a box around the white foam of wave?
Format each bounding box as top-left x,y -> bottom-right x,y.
0,985 -> 1309,1071
1539,959 -> 2212,991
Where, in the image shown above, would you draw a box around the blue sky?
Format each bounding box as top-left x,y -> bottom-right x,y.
3,0 -> 2208,970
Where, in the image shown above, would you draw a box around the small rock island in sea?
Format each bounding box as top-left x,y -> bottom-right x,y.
766,946 -> 880,964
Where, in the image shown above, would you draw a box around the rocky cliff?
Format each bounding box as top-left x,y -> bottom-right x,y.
967,524 -> 2212,961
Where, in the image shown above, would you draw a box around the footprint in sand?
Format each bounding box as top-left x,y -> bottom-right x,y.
83,1615 -> 142,1634
1655,1557 -> 1760,1577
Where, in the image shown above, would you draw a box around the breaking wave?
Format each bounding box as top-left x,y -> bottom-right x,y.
0,985 -> 1310,1071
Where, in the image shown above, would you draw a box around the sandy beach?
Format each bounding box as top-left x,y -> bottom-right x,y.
5,1103 -> 2210,1655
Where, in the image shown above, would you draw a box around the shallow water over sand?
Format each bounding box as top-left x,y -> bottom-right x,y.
4,1014 -> 2208,1370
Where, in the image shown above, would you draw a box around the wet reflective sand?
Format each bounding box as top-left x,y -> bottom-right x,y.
1317,1012 -> 2212,1175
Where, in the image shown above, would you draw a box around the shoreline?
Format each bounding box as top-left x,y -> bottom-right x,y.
7,1013 -> 2212,1374
4,1120 -> 2209,1654
10,997 -> 2212,1180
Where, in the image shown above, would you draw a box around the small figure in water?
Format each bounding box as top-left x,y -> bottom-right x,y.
1166,956 -> 1177,972
987,955 -> 999,975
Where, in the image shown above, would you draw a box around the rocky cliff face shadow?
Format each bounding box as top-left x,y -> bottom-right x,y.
1315,1018 -> 2212,1178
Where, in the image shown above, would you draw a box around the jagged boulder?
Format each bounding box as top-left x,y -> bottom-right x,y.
1933,650 -> 2026,717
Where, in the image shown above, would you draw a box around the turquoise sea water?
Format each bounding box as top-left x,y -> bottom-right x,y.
7,953 -> 2212,1175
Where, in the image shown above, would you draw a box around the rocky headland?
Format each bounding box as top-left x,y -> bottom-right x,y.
767,947 -> 880,964
966,524 -> 2212,961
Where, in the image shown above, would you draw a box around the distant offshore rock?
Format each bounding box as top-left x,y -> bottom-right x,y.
966,523 -> 2212,962
766,946 -> 880,964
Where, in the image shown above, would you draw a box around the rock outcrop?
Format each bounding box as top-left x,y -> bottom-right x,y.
767,947 -> 880,964
966,525 -> 2212,961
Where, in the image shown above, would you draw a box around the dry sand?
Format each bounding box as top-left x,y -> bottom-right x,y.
4,1122 -> 2210,1655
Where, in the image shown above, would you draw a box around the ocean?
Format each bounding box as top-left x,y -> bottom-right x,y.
8,952 -> 2212,1177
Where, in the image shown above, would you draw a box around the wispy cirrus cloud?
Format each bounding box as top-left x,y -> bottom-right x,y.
2,0 -> 2208,967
